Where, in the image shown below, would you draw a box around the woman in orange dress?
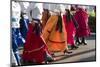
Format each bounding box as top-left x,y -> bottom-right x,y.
42,4 -> 72,54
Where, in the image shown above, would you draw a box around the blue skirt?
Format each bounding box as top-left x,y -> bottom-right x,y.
12,28 -> 24,52
20,18 -> 29,40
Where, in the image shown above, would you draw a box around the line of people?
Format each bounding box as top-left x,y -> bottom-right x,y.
11,1 -> 90,66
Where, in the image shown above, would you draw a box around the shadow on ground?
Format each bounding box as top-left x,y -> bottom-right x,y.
53,48 -> 96,62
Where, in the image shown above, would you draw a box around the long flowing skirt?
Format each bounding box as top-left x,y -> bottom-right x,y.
42,15 -> 67,52
74,10 -> 90,37
63,15 -> 76,45
22,24 -> 50,63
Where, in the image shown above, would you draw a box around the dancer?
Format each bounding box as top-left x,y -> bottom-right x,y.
42,4 -> 72,54
19,2 -> 30,40
63,5 -> 78,49
22,3 -> 53,65
74,6 -> 90,45
12,1 -> 25,65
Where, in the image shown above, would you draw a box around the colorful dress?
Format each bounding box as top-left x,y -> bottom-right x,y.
63,15 -> 76,45
74,8 -> 90,37
22,23 -> 50,63
42,15 -> 67,52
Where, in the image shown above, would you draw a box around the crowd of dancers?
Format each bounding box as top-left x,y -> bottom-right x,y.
11,1 -> 92,66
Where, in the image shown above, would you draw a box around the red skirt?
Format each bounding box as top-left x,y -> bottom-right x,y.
22,24 -> 50,63
63,15 -> 76,45
74,10 -> 90,37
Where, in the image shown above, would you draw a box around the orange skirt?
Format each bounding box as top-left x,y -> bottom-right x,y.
42,15 -> 68,52
47,31 -> 66,52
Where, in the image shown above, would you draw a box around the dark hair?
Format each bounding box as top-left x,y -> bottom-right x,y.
20,12 -> 26,19
56,15 -> 62,33
20,12 -> 24,19
65,9 -> 72,22
33,22 -> 42,36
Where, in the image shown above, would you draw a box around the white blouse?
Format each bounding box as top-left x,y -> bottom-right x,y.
19,2 -> 30,14
49,4 -> 65,15
27,3 -> 43,22
12,1 -> 21,28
